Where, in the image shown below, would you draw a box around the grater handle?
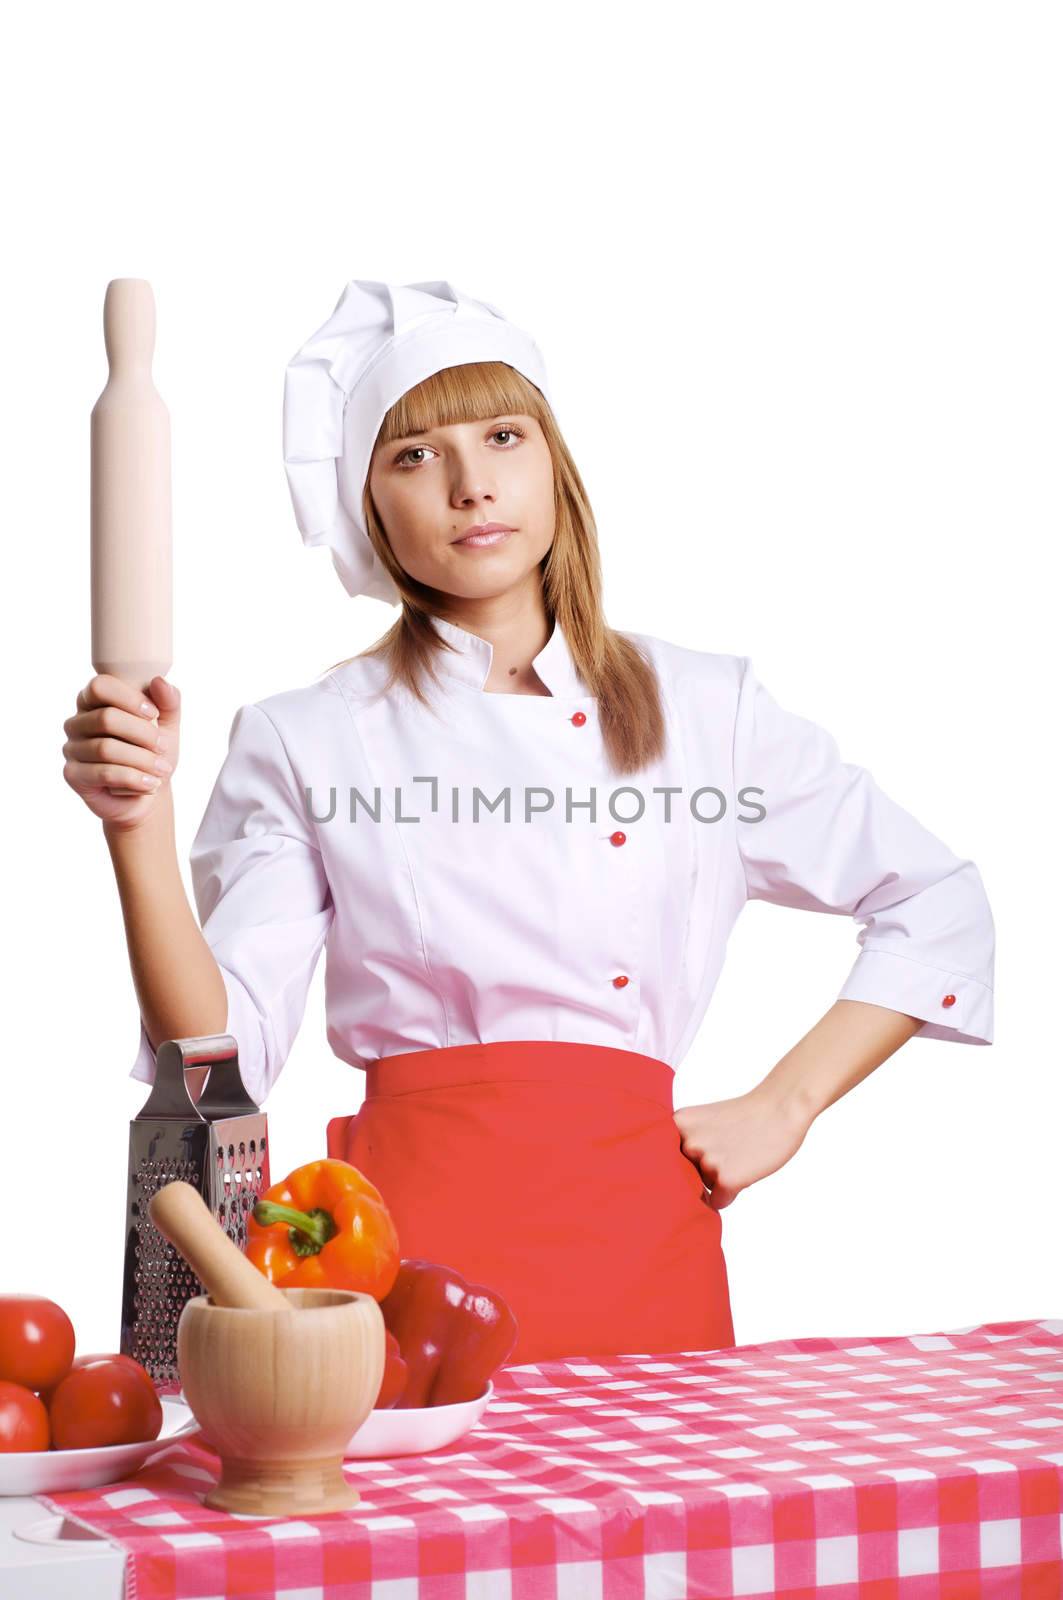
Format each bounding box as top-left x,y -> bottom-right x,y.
136,1034 -> 259,1120
187,1036 -> 263,1118
149,1181 -> 293,1312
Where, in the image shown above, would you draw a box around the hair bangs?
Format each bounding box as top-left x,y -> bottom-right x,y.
375,361 -> 547,448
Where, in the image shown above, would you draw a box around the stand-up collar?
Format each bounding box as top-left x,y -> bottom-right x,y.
429,615 -> 586,697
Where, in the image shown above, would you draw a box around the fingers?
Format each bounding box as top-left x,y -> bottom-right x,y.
63,734 -> 173,781
64,701 -> 168,755
64,760 -> 164,794
75,672 -> 180,724
76,673 -> 162,718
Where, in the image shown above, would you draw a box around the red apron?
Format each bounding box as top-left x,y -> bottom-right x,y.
325,1039 -> 735,1365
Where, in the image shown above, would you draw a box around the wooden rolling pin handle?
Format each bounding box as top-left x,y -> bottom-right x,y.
103,278 -> 156,372
148,1181 -> 293,1313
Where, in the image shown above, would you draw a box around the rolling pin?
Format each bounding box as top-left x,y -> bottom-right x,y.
148,1181 -> 294,1313
91,277 -> 173,797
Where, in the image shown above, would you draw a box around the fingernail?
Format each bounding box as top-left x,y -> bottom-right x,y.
140,703 -> 154,717
143,773 -> 161,787
154,757 -> 173,773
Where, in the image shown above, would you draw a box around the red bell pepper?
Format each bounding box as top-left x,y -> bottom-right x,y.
378,1259 -> 518,1407
375,1330 -> 409,1409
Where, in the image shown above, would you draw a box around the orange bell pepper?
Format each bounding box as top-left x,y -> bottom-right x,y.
245,1158 -> 400,1300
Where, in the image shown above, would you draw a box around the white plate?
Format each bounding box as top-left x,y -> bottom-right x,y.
344,1379 -> 494,1457
184,1381 -> 495,1461
0,1397 -> 198,1497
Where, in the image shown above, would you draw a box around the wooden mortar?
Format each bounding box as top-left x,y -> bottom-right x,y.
149,1181 -> 385,1516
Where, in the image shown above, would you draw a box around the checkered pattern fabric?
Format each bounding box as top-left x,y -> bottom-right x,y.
37,1318 -> 1063,1598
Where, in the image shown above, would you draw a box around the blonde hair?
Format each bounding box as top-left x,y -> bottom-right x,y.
323,360 -> 665,775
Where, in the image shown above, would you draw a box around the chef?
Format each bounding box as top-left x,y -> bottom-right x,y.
122,278 -> 995,1364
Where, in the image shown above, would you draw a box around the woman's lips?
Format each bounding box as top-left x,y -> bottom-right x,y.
452,529 -> 513,548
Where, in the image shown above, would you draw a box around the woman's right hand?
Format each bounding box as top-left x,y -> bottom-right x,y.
62,674 -> 181,829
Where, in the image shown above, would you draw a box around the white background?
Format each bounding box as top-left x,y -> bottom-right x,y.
2,2 -> 1059,1359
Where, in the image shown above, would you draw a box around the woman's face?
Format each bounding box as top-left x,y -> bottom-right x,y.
367,411 -> 555,600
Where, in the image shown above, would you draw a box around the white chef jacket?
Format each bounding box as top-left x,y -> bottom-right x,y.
129,617 -> 995,1107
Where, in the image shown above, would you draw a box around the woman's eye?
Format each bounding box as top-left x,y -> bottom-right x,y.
492,424 -> 527,448
397,446 -> 432,468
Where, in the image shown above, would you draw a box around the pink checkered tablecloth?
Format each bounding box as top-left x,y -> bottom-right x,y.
36,1317 -> 1063,1599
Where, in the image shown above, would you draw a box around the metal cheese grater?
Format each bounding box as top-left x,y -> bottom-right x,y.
120,1034 -> 271,1383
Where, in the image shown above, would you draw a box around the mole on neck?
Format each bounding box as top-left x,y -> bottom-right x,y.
484,661 -> 553,696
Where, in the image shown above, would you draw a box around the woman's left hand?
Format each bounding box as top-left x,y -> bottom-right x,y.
673,1086 -> 813,1210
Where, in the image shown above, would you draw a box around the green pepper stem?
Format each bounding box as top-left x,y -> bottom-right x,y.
253,1200 -> 336,1255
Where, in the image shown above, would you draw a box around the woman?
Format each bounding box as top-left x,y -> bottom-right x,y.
63,279 -> 995,1365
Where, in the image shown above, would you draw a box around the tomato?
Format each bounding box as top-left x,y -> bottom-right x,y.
0,1296 -> 75,1391
48,1358 -> 163,1451
39,1352 -> 149,1408
0,1381 -> 50,1452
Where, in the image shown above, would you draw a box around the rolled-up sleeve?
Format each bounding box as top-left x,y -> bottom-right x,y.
733,657 -> 994,1045
128,702 -> 334,1103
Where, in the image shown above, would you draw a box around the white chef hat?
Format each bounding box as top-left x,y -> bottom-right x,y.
282,278 -> 554,604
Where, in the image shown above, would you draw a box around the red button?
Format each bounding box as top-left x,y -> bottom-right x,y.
610,831 -> 627,847
942,993 -> 956,1008
571,711 -> 587,726
612,975 -> 629,989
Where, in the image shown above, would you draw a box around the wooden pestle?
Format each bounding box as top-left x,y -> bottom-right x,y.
149,1181 -> 293,1313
